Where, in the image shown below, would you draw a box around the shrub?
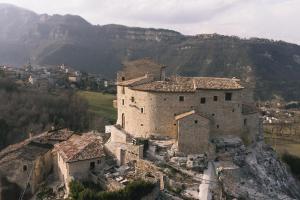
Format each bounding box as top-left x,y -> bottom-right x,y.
69,180 -> 156,200
282,152 -> 300,179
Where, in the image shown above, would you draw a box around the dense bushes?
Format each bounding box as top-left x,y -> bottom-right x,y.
0,78 -> 90,149
69,180 -> 156,200
282,152 -> 300,179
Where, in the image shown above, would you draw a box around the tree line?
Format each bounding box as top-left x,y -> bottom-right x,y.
0,78 -> 90,149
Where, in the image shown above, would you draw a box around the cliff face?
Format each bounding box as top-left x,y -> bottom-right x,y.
1,4 -> 300,100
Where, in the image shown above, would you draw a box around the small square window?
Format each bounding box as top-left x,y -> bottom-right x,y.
225,93 -> 232,101
121,76 -> 125,81
141,107 -> 144,113
131,96 -> 135,102
216,125 -> 219,128
194,120 -> 198,124
179,96 -> 184,102
200,97 -> 206,104
141,124 -> 144,126
213,96 -> 218,101
23,165 -> 27,172
212,113 -> 215,116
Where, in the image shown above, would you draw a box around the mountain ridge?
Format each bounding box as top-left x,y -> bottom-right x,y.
1,3 -> 300,100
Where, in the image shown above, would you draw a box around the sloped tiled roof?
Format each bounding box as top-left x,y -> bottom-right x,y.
55,133 -> 105,163
130,76 -> 243,92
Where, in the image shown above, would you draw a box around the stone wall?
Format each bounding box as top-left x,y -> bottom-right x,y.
242,113 -> 260,144
117,85 -> 249,139
31,150 -> 53,192
177,113 -> 210,154
56,151 -> 105,193
0,149 -> 53,194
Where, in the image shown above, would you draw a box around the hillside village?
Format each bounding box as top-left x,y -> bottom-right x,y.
0,64 -> 114,92
0,60 -> 300,200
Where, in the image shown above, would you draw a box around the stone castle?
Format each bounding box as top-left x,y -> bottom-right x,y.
108,65 -> 261,156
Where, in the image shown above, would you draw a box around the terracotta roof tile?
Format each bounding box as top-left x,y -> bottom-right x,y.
131,76 -> 243,92
55,133 -> 105,163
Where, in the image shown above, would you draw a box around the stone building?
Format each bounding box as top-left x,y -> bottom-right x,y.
0,129 -> 73,198
54,133 -> 106,193
112,66 -> 260,155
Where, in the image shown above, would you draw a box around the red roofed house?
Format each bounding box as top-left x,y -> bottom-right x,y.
55,132 -> 106,193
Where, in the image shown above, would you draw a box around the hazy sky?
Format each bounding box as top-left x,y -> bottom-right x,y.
1,0 -> 299,44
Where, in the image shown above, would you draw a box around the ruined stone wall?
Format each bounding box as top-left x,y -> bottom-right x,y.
31,150 -> 53,192
135,160 -> 163,183
177,114 -> 210,154
117,86 -> 246,139
0,150 -> 53,194
242,113 -> 260,144
57,153 -> 69,189
124,144 -> 143,164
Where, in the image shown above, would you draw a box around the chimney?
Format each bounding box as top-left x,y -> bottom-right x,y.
160,66 -> 166,81
28,132 -> 33,139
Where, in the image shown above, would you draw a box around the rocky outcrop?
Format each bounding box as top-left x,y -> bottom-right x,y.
218,141 -> 300,199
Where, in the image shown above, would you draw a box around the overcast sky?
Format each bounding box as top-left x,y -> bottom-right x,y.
1,0 -> 299,44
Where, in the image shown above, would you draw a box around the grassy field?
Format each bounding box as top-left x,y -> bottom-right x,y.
265,135 -> 300,157
77,91 -> 117,123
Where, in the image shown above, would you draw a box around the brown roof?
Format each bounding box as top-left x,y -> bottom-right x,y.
131,76 -> 243,92
55,133 -> 105,163
0,129 -> 73,163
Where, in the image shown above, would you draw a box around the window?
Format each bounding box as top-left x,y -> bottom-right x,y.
212,113 -> 215,116
131,96 -> 135,102
225,93 -> 232,101
122,86 -> 125,94
244,119 -> 247,126
200,97 -> 206,104
232,108 -> 235,112
122,99 -> 124,105
216,125 -> 219,129
141,124 -> 144,126
23,165 -> 27,172
141,107 -> 144,113
97,160 -> 101,164
90,162 -> 95,170
179,96 -> 184,102
121,76 -> 125,81
194,120 -> 198,124
214,96 -> 218,101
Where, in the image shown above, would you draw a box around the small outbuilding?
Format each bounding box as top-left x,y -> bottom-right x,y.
55,133 -> 106,193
